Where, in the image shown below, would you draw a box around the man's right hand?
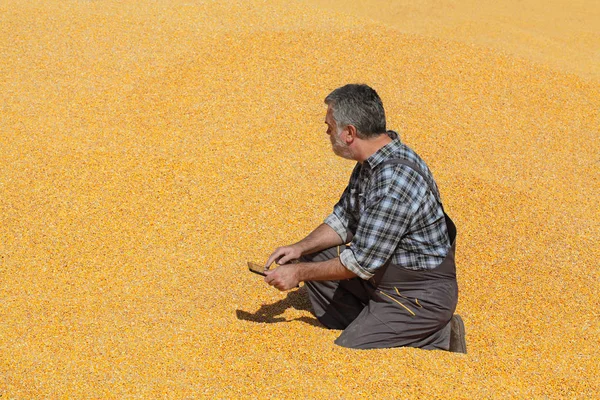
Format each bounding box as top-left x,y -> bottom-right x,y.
265,245 -> 302,268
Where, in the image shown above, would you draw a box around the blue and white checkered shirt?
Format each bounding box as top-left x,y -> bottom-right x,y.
324,131 -> 451,279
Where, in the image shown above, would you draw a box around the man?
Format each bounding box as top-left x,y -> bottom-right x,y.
264,84 -> 466,352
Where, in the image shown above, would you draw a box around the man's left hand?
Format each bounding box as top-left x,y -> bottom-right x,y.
264,263 -> 300,291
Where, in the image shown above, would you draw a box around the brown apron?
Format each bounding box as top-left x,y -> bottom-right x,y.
305,159 -> 459,350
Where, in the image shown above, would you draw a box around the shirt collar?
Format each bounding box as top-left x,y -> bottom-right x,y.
364,130 -> 402,170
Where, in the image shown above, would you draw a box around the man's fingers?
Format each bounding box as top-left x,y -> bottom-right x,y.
264,269 -> 283,285
264,270 -> 275,285
265,252 -> 281,268
265,256 -> 276,268
266,248 -> 288,268
264,274 -> 281,290
264,269 -> 288,291
278,254 -> 292,265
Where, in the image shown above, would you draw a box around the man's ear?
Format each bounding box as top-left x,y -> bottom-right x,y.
345,125 -> 357,144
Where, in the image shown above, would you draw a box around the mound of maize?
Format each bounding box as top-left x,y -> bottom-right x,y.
0,0 -> 598,397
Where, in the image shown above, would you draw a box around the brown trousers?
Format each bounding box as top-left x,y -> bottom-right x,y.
303,213 -> 458,350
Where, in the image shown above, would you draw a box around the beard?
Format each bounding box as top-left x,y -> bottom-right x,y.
331,131 -> 353,160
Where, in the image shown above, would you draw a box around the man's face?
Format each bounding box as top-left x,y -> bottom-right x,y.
325,106 -> 353,160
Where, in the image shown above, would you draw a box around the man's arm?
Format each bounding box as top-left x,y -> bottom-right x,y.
265,223 -> 348,267
265,256 -> 357,291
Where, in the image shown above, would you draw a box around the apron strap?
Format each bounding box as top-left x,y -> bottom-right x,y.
378,158 -> 440,204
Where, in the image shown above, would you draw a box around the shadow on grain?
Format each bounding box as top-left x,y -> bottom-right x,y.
235,286 -> 324,328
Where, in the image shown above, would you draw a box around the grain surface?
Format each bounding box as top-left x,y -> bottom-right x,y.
1,0 -> 598,398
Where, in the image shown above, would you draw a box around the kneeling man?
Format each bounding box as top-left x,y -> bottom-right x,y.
264,84 -> 466,352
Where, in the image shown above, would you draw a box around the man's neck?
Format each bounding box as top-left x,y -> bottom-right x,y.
355,133 -> 393,164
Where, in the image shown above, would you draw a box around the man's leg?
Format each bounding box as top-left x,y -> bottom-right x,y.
302,250 -> 458,350
301,246 -> 370,330
333,296 -> 453,350
332,262 -> 458,350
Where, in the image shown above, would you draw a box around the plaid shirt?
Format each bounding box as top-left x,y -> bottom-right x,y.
324,131 -> 451,279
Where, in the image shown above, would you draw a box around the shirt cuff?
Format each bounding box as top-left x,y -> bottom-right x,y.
339,249 -> 373,280
324,213 -> 349,243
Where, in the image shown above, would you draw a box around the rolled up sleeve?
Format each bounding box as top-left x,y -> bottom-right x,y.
339,248 -> 373,279
324,212 -> 350,243
323,180 -> 358,243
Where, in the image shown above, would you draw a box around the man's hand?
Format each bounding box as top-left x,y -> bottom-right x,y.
264,264 -> 300,291
265,245 -> 302,268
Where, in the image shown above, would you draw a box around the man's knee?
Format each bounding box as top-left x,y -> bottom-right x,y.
304,279 -> 366,330
332,304 -> 453,350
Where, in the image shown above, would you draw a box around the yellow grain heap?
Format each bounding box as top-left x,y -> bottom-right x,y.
1,0 -> 598,398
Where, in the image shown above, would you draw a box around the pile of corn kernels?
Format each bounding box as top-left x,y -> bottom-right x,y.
1,0 -> 598,397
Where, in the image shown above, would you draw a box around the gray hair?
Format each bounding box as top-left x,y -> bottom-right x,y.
324,84 -> 386,139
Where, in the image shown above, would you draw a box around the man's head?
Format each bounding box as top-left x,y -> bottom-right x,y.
324,84 -> 386,139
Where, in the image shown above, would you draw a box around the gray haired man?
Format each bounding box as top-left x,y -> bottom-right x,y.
264,84 -> 466,352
